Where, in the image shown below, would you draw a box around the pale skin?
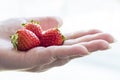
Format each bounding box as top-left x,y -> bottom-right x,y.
0,17 -> 114,72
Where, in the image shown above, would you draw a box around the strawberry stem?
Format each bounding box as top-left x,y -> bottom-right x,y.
10,33 -> 18,49
30,20 -> 40,24
62,35 -> 66,41
21,23 -> 26,26
30,20 -> 34,23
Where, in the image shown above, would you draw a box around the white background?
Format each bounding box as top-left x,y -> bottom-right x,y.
0,0 -> 120,80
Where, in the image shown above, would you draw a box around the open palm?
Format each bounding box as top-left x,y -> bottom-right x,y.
0,17 -> 114,72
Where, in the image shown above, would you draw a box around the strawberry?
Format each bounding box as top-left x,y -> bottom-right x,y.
11,29 -> 41,51
41,28 -> 65,47
22,20 -> 42,39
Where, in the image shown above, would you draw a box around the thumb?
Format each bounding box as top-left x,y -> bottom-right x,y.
25,17 -> 63,31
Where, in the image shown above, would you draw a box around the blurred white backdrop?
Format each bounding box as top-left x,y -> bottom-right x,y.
0,0 -> 120,80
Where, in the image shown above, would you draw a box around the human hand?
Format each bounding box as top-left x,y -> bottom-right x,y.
0,17 -> 114,72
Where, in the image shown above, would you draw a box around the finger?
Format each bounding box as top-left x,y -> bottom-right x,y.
81,40 -> 110,52
69,40 -> 110,59
65,29 -> 102,40
24,17 -> 63,30
47,45 -> 89,59
64,33 -> 114,45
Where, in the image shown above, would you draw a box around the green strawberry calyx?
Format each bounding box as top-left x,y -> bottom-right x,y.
10,33 -> 18,49
62,35 -> 66,41
56,28 -> 66,44
30,20 -> 40,24
21,20 -> 40,27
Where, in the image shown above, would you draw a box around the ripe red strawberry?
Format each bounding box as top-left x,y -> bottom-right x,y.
22,20 -> 42,39
11,29 -> 41,51
41,28 -> 65,47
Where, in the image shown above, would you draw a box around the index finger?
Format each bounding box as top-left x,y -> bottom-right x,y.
24,17 -> 63,31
